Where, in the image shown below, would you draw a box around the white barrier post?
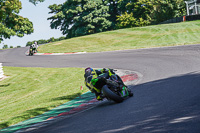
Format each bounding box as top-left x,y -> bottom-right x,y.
0,63 -> 4,79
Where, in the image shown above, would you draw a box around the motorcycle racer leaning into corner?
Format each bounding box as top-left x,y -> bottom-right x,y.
29,42 -> 38,54
84,67 -> 133,101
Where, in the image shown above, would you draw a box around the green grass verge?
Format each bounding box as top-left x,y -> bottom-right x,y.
0,67 -> 87,129
38,20 -> 200,53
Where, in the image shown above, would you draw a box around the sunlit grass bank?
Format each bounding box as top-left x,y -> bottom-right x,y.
0,67 -> 87,129
38,20 -> 200,53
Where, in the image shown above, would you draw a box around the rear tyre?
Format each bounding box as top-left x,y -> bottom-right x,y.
102,85 -> 124,103
29,50 -> 33,56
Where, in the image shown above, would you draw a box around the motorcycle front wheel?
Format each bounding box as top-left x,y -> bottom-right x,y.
102,85 -> 124,103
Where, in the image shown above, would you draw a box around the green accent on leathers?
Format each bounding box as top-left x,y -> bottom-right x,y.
91,78 -> 99,86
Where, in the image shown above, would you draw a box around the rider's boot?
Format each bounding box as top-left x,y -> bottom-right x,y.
120,84 -> 133,97
125,85 -> 133,97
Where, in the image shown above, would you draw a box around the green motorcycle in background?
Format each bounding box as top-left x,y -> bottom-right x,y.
29,46 -> 36,56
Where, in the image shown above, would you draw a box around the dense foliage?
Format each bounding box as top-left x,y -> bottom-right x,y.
117,0 -> 186,28
48,0 -> 186,38
48,0 -> 114,38
0,0 -> 34,43
47,0 -> 135,38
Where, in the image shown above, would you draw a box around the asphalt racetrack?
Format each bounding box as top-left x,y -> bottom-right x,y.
1,44 -> 200,133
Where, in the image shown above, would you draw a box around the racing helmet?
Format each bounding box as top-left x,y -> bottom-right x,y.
85,67 -> 93,73
84,67 -> 93,82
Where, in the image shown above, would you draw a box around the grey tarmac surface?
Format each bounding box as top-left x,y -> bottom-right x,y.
1,44 -> 200,133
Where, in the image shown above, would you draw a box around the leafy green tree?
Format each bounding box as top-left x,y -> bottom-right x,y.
116,12 -> 150,28
26,41 -> 32,46
48,37 -> 55,42
121,0 -> 186,25
0,0 -> 34,43
2,44 -> 8,49
140,0 -> 185,24
10,46 -> 13,48
116,12 -> 136,28
116,0 -> 152,28
48,0 -> 112,38
58,36 -> 66,41
38,39 -> 47,44
105,0 -> 134,28
116,0 -> 186,28
29,0 -> 45,5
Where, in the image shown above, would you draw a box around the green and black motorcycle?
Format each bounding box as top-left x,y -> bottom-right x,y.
92,72 -> 133,103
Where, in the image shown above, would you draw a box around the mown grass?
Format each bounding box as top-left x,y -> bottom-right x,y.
1,20 -> 200,129
0,67 -> 87,129
38,20 -> 200,53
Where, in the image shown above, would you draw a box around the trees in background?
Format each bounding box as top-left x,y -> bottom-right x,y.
48,0 -> 186,38
48,0 -> 112,38
2,44 -> 8,49
117,0 -> 186,28
26,36 -> 66,46
47,0 -> 136,38
0,0 -> 187,46
1,44 -> 14,49
0,0 -> 34,43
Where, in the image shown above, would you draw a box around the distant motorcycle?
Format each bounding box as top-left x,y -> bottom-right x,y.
29,48 -> 34,56
29,46 -> 36,56
95,71 -> 133,103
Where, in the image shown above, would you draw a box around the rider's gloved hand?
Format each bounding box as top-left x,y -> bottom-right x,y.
109,69 -> 115,74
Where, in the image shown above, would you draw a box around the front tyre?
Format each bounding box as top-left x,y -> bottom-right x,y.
102,85 -> 124,103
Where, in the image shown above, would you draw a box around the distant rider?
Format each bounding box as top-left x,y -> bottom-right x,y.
84,67 -> 133,101
31,42 -> 38,53
29,45 -> 32,55
34,41 -> 38,52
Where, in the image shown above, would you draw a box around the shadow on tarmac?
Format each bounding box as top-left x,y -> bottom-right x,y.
1,72 -> 200,133
100,72 -> 200,133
